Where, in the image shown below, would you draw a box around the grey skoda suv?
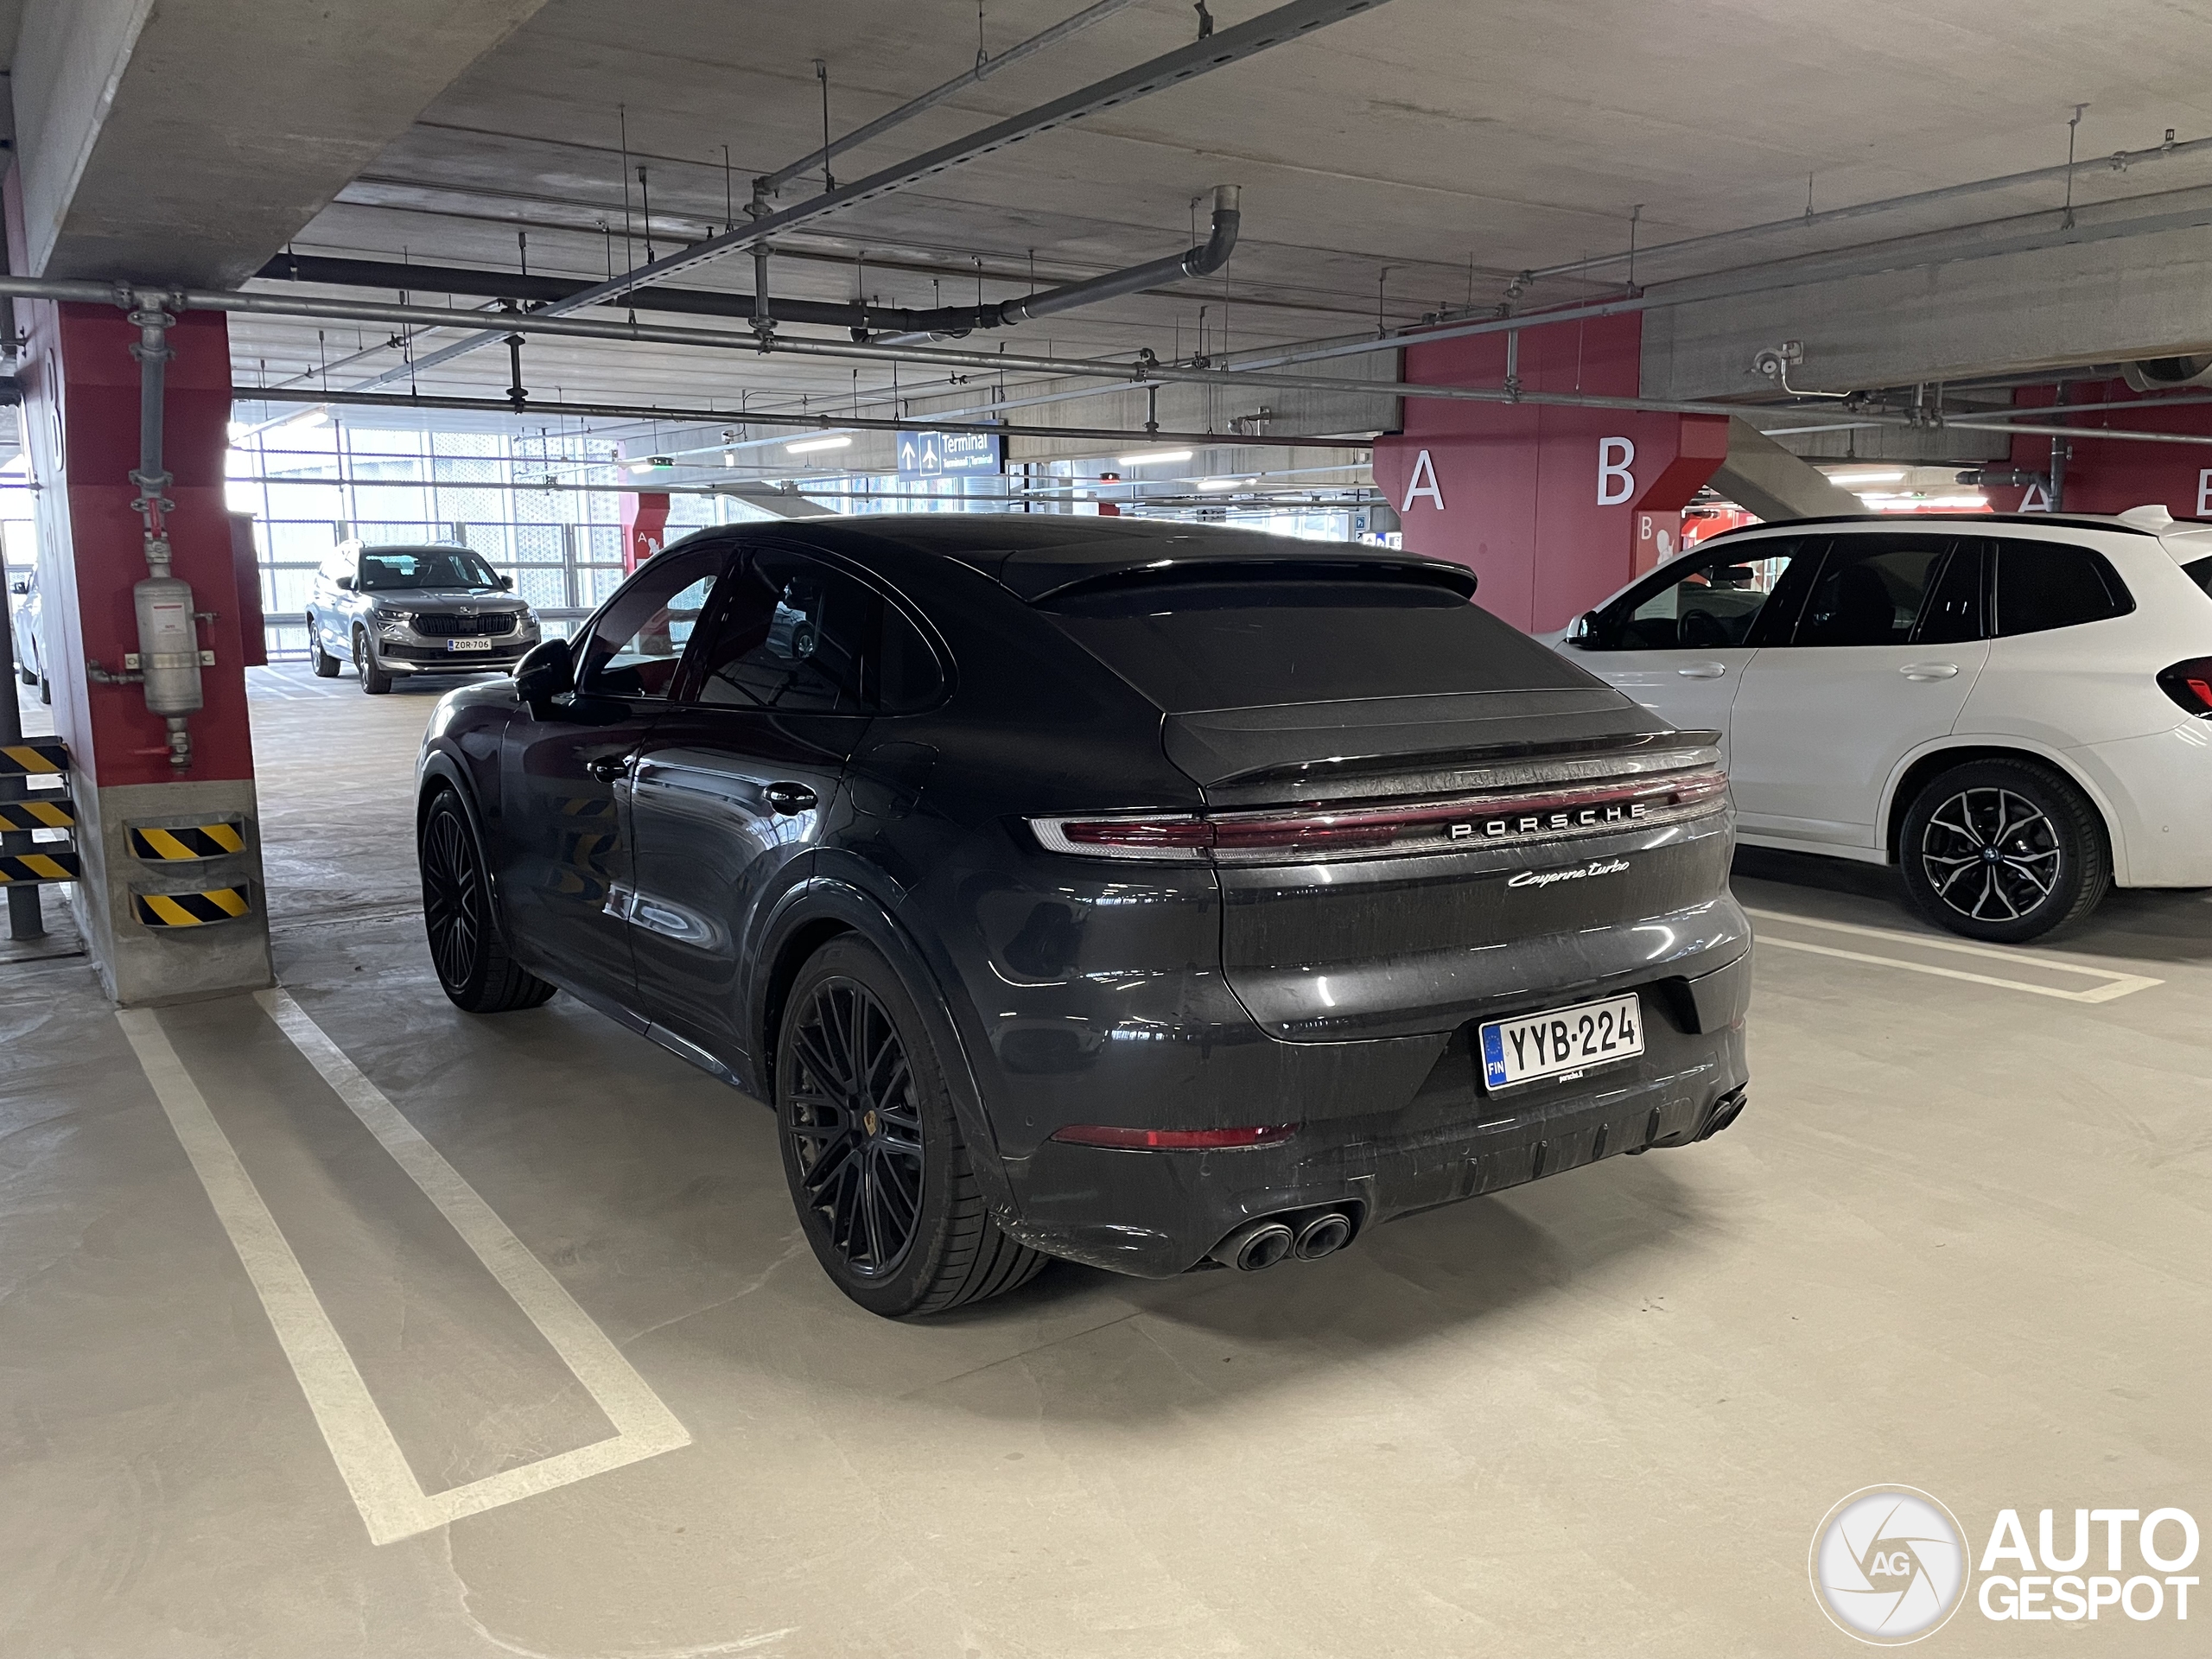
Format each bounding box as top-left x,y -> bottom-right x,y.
307,541 -> 540,693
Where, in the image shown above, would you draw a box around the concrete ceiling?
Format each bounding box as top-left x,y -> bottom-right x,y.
207,0 -> 2212,437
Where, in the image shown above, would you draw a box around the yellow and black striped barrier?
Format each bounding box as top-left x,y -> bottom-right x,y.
133,887 -> 253,928
0,740 -> 67,777
0,797 -> 74,831
0,849 -> 80,884
129,821 -> 246,861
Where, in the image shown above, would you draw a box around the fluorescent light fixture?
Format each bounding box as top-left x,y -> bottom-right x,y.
1116,448 -> 1193,467
1198,477 -> 1256,491
626,458 -> 668,474
1830,469 -> 1904,484
785,435 -> 852,454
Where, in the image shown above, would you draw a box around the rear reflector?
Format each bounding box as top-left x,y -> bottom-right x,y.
1051,1123 -> 1295,1151
1029,764 -> 1728,865
2157,656 -> 2212,717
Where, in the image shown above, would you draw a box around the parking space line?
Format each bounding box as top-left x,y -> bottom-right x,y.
119,995 -> 690,1546
1745,907 -> 2164,1003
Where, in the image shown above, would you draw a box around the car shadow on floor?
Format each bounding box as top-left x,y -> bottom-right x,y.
900,1154 -> 1708,1421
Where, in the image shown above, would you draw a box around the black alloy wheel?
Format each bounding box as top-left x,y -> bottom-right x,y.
417,790 -> 556,1012
1900,758 -> 2109,944
785,976 -> 926,1279
776,937 -> 1046,1317
354,629 -> 391,695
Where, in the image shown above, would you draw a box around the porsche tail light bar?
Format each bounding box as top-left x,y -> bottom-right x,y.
1028,764 -> 1729,865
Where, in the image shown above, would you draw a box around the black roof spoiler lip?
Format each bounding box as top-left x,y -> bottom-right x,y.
1198,725 -> 1722,796
1024,554 -> 1478,605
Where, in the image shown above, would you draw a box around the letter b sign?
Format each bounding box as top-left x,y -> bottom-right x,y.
1598,436 -> 1637,506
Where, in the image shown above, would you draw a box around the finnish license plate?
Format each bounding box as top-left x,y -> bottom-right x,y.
1479,993 -> 1643,1091
446,637 -> 493,652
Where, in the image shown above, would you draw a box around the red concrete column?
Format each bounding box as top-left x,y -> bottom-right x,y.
8,282 -> 272,1001
1372,313 -> 1727,633
1981,381 -> 2212,518
621,492 -> 672,572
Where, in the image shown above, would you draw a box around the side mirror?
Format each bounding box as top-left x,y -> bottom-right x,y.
499,575 -> 515,591
334,574 -> 356,591
8,581 -> 25,594
513,635 -> 574,712
1568,610 -> 1601,647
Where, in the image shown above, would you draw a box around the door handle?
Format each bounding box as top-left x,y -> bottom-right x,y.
1675,662 -> 1728,679
586,753 -> 632,783
1900,663 -> 1961,681
764,781 -> 818,816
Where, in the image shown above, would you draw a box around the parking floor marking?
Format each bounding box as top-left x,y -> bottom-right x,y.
118,995 -> 690,1546
1745,907 -> 2164,1003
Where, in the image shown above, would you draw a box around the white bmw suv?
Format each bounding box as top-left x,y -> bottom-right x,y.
1552,510 -> 2212,941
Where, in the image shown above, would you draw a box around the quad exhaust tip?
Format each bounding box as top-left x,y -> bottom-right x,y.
1211,1208 -> 1356,1271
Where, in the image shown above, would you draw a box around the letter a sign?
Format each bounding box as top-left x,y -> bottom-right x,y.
1402,448 -> 1446,512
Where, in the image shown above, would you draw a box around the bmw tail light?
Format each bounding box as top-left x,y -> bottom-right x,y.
1027,764 -> 1729,866
2157,656 -> 2212,717
1050,1123 -> 1295,1151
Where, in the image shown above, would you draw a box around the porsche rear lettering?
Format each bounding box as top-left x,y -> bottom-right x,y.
1448,800 -> 1649,842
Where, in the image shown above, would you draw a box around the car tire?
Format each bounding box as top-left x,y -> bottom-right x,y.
353,629 -> 392,695
37,674 -> 49,706
776,936 -> 1047,1318
417,788 -> 557,1013
1900,757 -> 2110,944
309,619 -> 341,677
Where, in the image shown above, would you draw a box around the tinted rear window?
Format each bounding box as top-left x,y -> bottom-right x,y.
1038,575 -> 1591,709
1993,542 -> 2134,635
2184,555 -> 2212,600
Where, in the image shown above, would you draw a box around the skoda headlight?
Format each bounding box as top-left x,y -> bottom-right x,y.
377,611 -> 414,638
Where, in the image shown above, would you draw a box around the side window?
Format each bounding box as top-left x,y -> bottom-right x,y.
2183,554 -> 2212,600
1790,537 -> 1952,647
1587,542 -> 1801,650
1912,543 -> 1986,645
1993,541 -> 2135,636
576,548 -> 725,700
690,549 -> 944,713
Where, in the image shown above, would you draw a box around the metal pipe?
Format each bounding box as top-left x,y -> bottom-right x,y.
875,184 -> 1240,343
339,0 -> 1394,391
756,0 -> 1146,194
27,275 -> 2212,450
1516,127 -> 2212,290
231,384 -> 1370,451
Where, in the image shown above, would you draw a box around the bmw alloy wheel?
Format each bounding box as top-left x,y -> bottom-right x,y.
1917,786 -> 2062,924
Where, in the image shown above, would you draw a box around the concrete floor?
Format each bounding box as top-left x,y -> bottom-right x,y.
3,663 -> 2207,1657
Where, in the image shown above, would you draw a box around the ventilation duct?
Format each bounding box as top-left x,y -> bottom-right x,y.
256,186 -> 1242,348
2122,355 -> 2212,391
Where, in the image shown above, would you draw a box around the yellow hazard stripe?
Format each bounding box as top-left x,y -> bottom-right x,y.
0,852 -> 76,882
203,822 -> 245,853
0,742 -> 65,774
140,827 -> 198,861
134,887 -> 252,926
25,800 -> 74,829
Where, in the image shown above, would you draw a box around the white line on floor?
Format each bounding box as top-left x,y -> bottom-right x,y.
118,995 -> 690,1546
1744,907 -> 2164,1002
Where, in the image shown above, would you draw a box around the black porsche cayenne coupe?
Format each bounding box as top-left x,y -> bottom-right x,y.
415,518 -> 1751,1316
